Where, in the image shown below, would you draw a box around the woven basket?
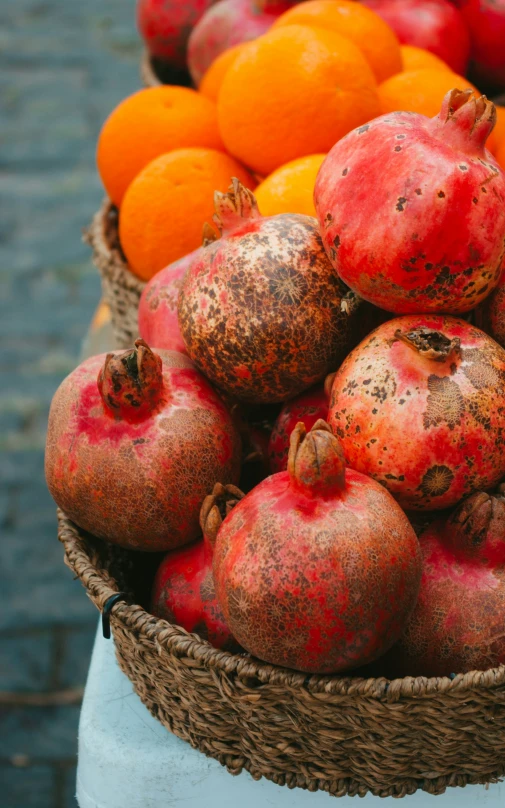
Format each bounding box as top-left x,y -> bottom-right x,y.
58,509 -> 505,799
84,199 -> 145,349
140,50 -> 193,88
140,50 -> 162,87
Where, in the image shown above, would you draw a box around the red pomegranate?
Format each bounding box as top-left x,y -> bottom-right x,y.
138,226 -> 217,354
360,0 -> 470,74
315,89 -> 505,315
178,179 -> 360,404
460,0 -> 505,89
476,272 -> 505,348
389,488 -> 505,676
45,340 -> 241,551
267,378 -> 333,473
328,315 -> 505,511
137,0 -> 216,66
151,483 -> 243,649
213,420 -> 422,674
187,0 -> 298,85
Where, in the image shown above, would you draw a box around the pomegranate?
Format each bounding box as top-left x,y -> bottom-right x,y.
360,0 -> 470,74
476,272 -> 505,348
151,483 -> 243,649
389,487 -> 505,676
178,179 -> 360,404
315,89 -> 505,315
267,378 -> 333,473
45,340 -> 241,551
328,315 -> 505,511
138,226 -> 217,354
213,420 -> 422,674
137,0 -> 216,67
460,0 -> 505,89
187,0 -> 298,86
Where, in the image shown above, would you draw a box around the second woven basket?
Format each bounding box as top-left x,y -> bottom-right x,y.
84,198 -> 145,349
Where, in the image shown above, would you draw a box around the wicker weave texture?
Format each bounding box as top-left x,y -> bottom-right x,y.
58,510 -> 505,799
84,199 -> 145,349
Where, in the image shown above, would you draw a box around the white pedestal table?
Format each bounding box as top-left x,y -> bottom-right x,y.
75,624 -> 505,808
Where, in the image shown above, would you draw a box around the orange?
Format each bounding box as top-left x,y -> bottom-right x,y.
218,25 -> 380,177
490,105 -> 505,156
400,45 -> 451,73
254,154 -> 326,217
97,86 -> 224,206
378,70 -> 500,153
199,42 -> 250,102
119,148 -> 255,281
272,0 -> 401,84
378,69 -> 479,119
497,138 -> 505,171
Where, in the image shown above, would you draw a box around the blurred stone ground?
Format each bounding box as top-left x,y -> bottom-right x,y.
0,2 -> 141,805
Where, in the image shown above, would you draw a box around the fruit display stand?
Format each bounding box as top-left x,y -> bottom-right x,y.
76,622 -> 505,808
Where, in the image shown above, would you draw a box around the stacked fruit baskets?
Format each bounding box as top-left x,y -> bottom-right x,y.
51,0 -> 505,798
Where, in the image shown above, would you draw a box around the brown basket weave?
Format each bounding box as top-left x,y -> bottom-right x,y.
84,199 -> 145,349
140,50 -> 162,87
58,509 -> 505,799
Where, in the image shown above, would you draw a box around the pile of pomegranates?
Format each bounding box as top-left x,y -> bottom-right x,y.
48,88 -> 505,678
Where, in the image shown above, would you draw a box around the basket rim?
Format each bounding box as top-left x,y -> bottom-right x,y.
140,49 -> 162,88
84,197 -> 146,296
58,508 -> 505,699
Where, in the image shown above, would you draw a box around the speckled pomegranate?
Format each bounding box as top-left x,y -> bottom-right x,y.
328,315 -> 505,511
137,0 -> 216,66
151,483 -> 243,649
45,340 -> 241,551
361,0 -> 470,74
178,179 -> 359,404
213,420 -> 422,674
138,227 -> 217,354
389,487 -> 505,676
315,89 -> 505,315
187,0 -> 297,85
267,377 -> 333,473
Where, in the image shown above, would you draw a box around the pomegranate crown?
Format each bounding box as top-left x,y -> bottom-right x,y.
199,482 -> 245,547
97,339 -> 164,420
394,326 -> 461,363
431,88 -> 496,151
213,178 -> 261,235
288,419 -> 346,496
201,221 -> 218,247
443,488 -> 505,565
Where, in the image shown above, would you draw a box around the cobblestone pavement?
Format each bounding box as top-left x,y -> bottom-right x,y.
0,2 -> 141,805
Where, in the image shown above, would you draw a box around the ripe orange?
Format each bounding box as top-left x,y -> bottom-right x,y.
218,24 -> 380,177
97,86 -> 223,206
378,70 -> 499,153
272,0 -> 401,84
119,148 -> 255,281
491,105 -> 505,156
199,42 -> 250,102
400,45 -> 451,73
378,69 -> 478,119
497,138 -> 505,171
254,154 -> 326,217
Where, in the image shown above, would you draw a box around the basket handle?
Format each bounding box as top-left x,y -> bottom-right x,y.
102,592 -> 128,639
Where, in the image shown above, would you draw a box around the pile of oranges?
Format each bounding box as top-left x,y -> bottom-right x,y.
96,0 -> 505,283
